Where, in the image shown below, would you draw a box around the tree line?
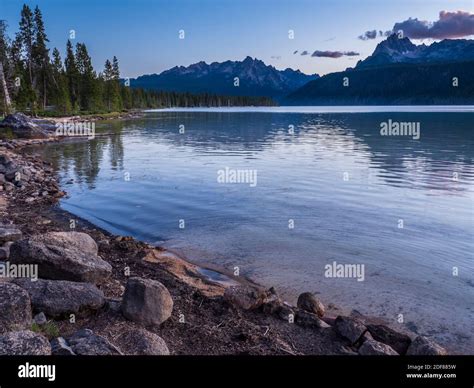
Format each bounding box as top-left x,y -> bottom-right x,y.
0,4 -> 275,116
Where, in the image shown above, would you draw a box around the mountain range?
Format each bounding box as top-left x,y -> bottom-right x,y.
286,35 -> 474,105
128,57 -> 318,100
127,35 -> 474,105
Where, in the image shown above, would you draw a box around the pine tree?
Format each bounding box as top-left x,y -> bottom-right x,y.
50,47 -> 71,113
0,20 -> 13,114
64,40 -> 78,111
32,6 -> 50,110
17,4 -> 36,112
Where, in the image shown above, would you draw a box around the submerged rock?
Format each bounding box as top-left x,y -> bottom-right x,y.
406,336 -> 447,356
121,277 -> 173,326
9,232 -> 112,283
0,330 -> 51,355
0,282 -> 32,334
67,329 -> 122,355
297,292 -> 325,317
13,278 -> 105,318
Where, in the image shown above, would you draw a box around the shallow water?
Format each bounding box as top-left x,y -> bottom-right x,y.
36,108 -> 474,353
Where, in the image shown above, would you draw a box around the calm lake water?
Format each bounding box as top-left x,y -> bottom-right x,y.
36,108 -> 474,353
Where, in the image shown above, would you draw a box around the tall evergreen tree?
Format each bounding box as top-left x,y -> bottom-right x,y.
64,40 -> 78,111
0,20 -> 12,114
17,4 -> 36,111
32,6 -> 50,110
50,47 -> 71,113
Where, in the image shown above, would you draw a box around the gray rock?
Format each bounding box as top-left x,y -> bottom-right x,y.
33,312 -> 47,325
13,278 -> 105,318
121,277 -> 173,326
278,303 -> 296,322
50,337 -> 75,355
0,113 -> 52,139
116,328 -> 169,355
223,285 -> 267,310
359,339 -> 399,355
67,329 -> 122,355
334,315 -> 367,345
296,310 -> 330,329
0,241 -> 13,260
297,292 -> 325,317
9,232 -> 112,284
0,227 -> 22,244
367,324 -> 412,355
0,283 -> 32,334
0,330 -> 51,355
406,336 -> 447,356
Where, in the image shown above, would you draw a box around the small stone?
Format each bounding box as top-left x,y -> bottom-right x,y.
297,292 -> 325,317
367,324 -> 412,355
296,310 -> 330,329
116,328 -> 169,355
121,277 -> 173,326
359,339 -> 399,355
223,285 -> 267,310
33,312 -> 47,325
334,316 -> 367,345
50,337 -> 75,355
0,227 -> 22,244
406,336 -> 447,356
67,329 -> 122,355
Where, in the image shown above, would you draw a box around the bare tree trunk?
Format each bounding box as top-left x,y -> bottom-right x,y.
0,61 -> 12,115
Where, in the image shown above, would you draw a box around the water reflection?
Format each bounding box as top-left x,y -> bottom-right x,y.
39,112 -> 474,194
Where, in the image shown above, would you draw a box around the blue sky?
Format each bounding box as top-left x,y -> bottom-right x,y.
1,0 -> 473,78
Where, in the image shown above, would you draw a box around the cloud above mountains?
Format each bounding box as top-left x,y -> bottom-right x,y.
359,10 -> 474,40
294,50 -> 359,58
393,10 -> 474,39
311,50 -> 360,58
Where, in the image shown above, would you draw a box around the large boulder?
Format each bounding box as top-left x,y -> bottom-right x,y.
0,283 -> 32,333
9,232 -> 112,284
115,328 -> 169,355
67,329 -> 122,355
334,316 -> 367,345
121,277 -> 173,326
13,278 -> 105,318
297,292 -> 325,317
367,324 -> 412,355
0,330 -> 51,355
0,113 -> 53,139
359,339 -> 399,355
406,336 -> 447,356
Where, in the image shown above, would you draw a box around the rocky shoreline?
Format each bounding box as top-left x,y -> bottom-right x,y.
0,113 -> 448,356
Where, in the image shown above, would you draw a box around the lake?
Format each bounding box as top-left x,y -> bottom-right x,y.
35,108 -> 474,353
